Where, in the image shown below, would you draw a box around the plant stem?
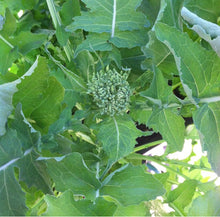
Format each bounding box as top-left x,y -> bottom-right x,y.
100,162 -> 113,181
133,139 -> 165,153
165,158 -> 213,172
46,0 -> 74,61
131,154 -> 190,180
172,81 -> 182,91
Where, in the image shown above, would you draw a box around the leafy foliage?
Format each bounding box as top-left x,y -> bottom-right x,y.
0,0 -> 220,216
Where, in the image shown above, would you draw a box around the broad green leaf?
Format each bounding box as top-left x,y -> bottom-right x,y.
148,108 -> 185,153
155,22 -> 220,101
67,0 -> 149,51
100,164 -> 165,206
184,0 -> 220,23
44,190 -> 117,216
0,167 -> 27,216
114,202 -> 150,216
193,102 -> 220,175
46,152 -> 101,200
96,115 -> 141,163
0,129 -> 23,167
17,152 -> 52,194
188,187 -> 220,216
0,56 -> 39,135
68,0 -> 147,33
13,57 -> 65,134
166,180 -> 198,210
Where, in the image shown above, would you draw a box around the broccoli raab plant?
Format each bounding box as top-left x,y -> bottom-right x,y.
1,0 -> 220,216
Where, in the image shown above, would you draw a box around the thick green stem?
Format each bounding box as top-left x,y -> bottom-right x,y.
129,154 -> 190,180
46,0 -> 74,61
133,139 -> 165,153
165,158 -> 213,172
172,81 -> 182,91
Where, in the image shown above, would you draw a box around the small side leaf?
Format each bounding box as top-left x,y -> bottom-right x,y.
148,108 -> 185,153
96,115 -> 141,163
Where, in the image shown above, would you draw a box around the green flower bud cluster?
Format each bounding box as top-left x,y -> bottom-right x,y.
88,67 -> 131,116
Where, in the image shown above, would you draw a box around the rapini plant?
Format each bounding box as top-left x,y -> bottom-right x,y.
0,0 -> 220,216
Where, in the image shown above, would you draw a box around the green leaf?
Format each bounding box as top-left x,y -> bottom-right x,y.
96,115 -> 141,163
155,22 -> 220,101
17,152 -> 52,194
44,190 -> 117,216
100,164 -> 165,206
166,180 -> 198,210
68,0 -> 147,33
13,57 -> 65,134
188,187 -> 220,216
67,0 -> 149,51
147,108 -> 185,153
46,152 -> 101,200
0,167 -> 27,216
193,102 -> 220,175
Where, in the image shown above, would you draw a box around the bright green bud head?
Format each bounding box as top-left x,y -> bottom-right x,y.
87,66 -> 131,116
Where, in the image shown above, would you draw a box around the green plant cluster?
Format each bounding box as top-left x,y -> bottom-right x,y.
1,0 -> 220,216
88,67 -> 130,116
